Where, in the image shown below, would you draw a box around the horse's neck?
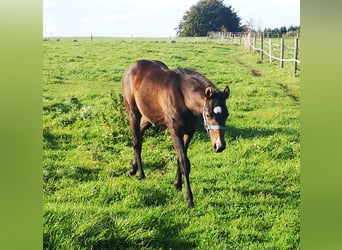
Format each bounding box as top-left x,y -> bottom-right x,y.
181,82 -> 205,117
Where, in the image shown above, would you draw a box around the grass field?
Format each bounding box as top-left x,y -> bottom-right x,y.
43,37 -> 300,249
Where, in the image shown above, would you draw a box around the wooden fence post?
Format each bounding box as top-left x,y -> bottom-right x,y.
280,38 -> 284,68
260,34 -> 264,61
245,33 -> 251,50
294,37 -> 299,74
248,33 -> 251,51
253,35 -> 256,54
269,39 -> 272,63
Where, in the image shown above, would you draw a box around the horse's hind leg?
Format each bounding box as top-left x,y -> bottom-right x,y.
126,106 -> 145,180
137,118 -> 151,178
128,115 -> 151,180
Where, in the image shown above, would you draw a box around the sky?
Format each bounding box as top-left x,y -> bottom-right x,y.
43,0 -> 300,38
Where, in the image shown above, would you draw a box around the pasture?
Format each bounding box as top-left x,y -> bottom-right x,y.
43,38 -> 300,249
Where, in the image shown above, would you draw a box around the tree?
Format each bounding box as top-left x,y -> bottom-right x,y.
176,0 -> 242,37
244,17 -> 256,32
280,26 -> 287,36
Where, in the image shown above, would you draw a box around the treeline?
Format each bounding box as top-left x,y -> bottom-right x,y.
256,26 -> 300,38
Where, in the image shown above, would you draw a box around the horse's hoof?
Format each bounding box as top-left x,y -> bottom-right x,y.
173,182 -> 182,191
137,174 -> 146,180
187,200 -> 194,208
127,170 -> 136,176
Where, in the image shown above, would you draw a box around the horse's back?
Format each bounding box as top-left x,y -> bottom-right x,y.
122,60 -> 183,126
122,60 -> 168,89
150,60 -> 169,70
122,60 -> 177,95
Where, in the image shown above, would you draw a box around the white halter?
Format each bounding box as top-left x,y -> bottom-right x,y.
202,101 -> 226,132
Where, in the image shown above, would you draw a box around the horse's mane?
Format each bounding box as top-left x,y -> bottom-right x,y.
173,68 -> 216,92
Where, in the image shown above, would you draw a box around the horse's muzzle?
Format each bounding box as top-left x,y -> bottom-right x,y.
213,139 -> 226,153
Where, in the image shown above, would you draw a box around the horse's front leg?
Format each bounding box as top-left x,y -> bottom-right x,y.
174,132 -> 194,192
170,129 -> 194,208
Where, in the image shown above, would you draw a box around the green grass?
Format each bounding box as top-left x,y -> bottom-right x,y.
43,37 -> 300,249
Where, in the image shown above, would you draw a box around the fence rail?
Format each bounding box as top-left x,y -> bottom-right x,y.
207,32 -> 246,45
207,32 -> 300,75
244,33 -> 300,74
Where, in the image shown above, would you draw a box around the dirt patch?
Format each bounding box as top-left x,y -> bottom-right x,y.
278,82 -> 300,102
229,54 -> 262,77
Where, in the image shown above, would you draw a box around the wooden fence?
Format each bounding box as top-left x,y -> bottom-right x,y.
244,33 -> 300,74
207,32 -> 246,45
208,32 -> 300,75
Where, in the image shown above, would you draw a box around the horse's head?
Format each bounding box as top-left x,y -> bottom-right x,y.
202,85 -> 230,153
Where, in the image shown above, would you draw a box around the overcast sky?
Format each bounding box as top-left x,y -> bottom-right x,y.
43,0 -> 300,37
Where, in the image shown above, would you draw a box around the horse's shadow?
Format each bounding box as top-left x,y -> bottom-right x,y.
195,118 -> 298,141
226,125 -> 298,141
88,210 -> 197,249
124,120 -> 298,174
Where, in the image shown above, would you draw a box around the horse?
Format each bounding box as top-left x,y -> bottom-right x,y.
122,59 -> 230,208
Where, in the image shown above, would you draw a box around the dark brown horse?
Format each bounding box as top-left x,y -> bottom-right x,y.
122,59 -> 230,208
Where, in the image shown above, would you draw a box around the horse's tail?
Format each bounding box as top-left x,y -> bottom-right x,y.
121,62 -> 138,111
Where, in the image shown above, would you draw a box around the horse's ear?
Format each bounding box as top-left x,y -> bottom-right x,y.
223,86 -> 230,99
204,86 -> 213,98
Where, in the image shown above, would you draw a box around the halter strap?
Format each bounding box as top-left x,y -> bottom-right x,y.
202,102 -> 226,132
